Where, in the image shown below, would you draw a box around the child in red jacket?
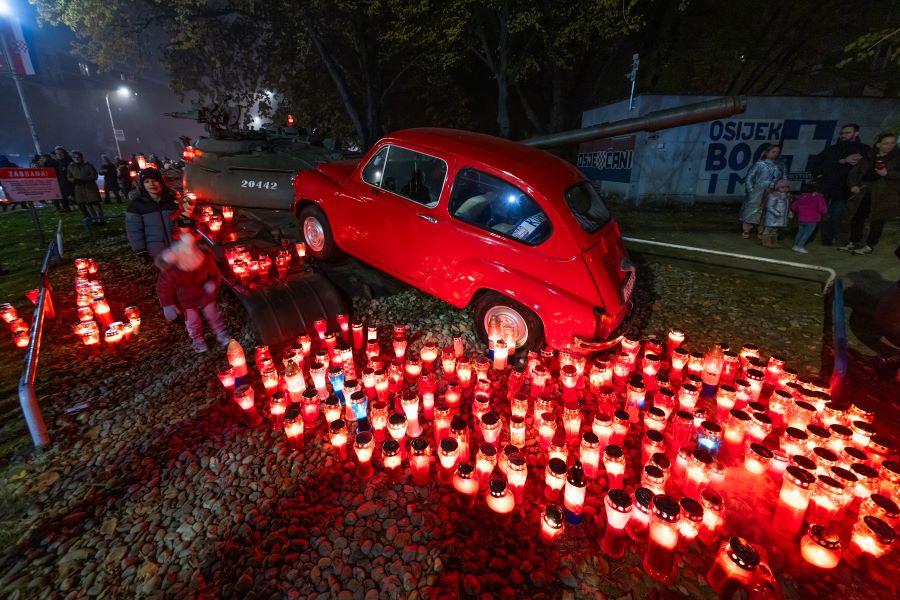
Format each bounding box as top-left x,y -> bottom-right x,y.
155,221 -> 230,352
790,181 -> 828,253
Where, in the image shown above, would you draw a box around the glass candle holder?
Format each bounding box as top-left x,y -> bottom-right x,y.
538,411 -> 557,451
696,421 -> 723,457
434,403 -> 452,445
677,496 -> 703,550
354,431 -> 376,479
604,444 -> 626,489
747,411 -> 772,445
441,348 -> 457,378
807,424 -> 832,452
745,368 -> 764,402
234,385 -> 262,425
601,489 -> 633,559
697,489 -> 724,546
624,377 -> 646,423
686,351 -> 704,379
217,366 -> 236,390
369,400 -> 388,441
268,392 -> 288,430
309,361 -> 328,400
328,419 -> 349,460
530,364 -> 550,398
868,435 -> 895,470
323,396 -> 343,425
563,461 -> 587,523
347,390 -> 369,423
580,432 -> 601,479
670,410 -> 695,455
643,495 -> 681,584
283,407 -> 305,450
592,413 -> 614,449
589,359 -> 612,391
509,415 -> 527,447
845,515 -> 895,569
533,395 -> 554,425
560,364 -> 578,403
670,347 -> 688,382
744,443 -> 773,475
548,431 -> 569,465
826,424 -> 852,456
451,462 -> 479,507
400,391 -> 422,437
644,407 -> 668,433
879,460 -> 900,499
677,383 -> 700,413
540,504 -> 566,545
706,537 -> 760,594
471,393 -> 491,423
653,388 -> 675,420
812,446 -> 839,475
772,465 -> 816,538
684,448 -> 713,499
848,402 -> 875,424
404,357 -> 423,383
444,381 -> 462,414
507,452 -> 528,504
780,427 -> 810,458
720,409 -> 750,463
486,478 -> 515,522
492,340 -> 509,371
544,457 -> 567,502
850,420 -> 875,450
420,341 -> 439,370
850,463 -> 880,505
480,410 -> 502,447
625,487 -> 655,543
301,388 -> 320,425
641,465 -> 666,495
450,415 -> 470,463
475,443 -> 498,487
800,525 -> 841,570
510,392 -> 529,419
611,410 -> 630,447
829,466 -> 858,519
859,493 -> 899,526
562,402 -> 582,444
388,413 -> 409,458
642,429 -> 666,465
409,437 -> 432,485
808,474 -> 845,526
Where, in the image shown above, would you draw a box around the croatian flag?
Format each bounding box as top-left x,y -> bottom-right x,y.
1,17 -> 36,76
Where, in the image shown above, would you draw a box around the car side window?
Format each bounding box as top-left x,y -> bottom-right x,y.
380,146 -> 447,207
448,167 -> 551,245
361,146 -> 390,187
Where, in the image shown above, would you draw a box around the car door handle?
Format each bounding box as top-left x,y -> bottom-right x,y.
417,213 -> 437,224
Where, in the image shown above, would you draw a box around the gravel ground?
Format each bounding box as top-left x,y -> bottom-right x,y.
0,229 -> 894,599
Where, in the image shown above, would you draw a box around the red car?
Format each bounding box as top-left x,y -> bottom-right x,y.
292,128 -> 634,352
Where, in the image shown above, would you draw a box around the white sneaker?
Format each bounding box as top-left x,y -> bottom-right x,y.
852,245 -> 873,255
837,243 -> 856,252
792,246 -> 808,253
215,330 -> 232,347
192,339 -> 210,353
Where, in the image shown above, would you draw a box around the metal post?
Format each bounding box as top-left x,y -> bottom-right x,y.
105,92 -> 122,158
29,201 -> 46,247
627,53 -> 640,112
0,21 -> 41,154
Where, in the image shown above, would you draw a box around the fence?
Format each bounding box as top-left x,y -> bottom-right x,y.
17,219 -> 63,448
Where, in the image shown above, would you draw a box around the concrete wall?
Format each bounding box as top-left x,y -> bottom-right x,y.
578,95 -> 900,204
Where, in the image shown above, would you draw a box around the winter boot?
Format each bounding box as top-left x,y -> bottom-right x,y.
215,329 -> 232,347
761,234 -> 778,248
192,338 -> 210,353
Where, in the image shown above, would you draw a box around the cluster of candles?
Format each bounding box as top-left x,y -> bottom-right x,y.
224,242 -> 307,284
214,322 -> 897,591
196,204 -> 234,234
1,302 -> 30,348
70,258 -> 141,348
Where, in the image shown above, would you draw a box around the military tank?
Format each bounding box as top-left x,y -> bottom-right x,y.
182,126 -> 345,210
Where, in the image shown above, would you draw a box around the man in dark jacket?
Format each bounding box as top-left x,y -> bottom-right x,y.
52,147 -> 74,212
116,158 -> 134,197
99,154 -> 122,203
67,151 -> 104,221
126,168 -> 181,263
810,123 -> 870,245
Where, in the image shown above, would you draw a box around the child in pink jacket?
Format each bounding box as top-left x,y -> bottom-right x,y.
790,182 -> 828,253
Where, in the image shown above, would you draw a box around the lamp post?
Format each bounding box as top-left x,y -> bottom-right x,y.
105,85 -> 131,158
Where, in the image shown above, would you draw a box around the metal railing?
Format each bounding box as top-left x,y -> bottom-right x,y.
18,219 -> 62,448
623,236 -> 849,395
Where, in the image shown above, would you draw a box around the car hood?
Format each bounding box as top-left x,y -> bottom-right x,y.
314,159 -> 359,185
579,220 -> 633,315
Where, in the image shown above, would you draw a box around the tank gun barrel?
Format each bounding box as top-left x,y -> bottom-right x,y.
520,96 -> 747,149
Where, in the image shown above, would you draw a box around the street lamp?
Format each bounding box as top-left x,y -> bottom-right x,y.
0,2 -> 13,17
105,85 -> 132,158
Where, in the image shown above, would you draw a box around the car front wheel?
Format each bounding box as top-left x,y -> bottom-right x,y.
473,292 -> 544,354
298,204 -> 339,260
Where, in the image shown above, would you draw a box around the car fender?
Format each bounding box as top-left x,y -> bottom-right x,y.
445,257 -> 599,347
292,169 -> 339,216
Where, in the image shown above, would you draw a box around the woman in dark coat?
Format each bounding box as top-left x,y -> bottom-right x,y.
67,151 -> 104,220
844,133 -> 899,254
125,168 -> 181,263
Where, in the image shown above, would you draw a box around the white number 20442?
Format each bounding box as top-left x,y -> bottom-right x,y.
240,179 -> 279,190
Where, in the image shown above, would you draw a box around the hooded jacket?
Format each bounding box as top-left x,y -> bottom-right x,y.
67,161 -> 102,205
155,237 -> 221,310
125,188 -> 180,258
847,148 -> 900,221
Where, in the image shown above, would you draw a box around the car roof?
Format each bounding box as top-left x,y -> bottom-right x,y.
384,128 -> 584,199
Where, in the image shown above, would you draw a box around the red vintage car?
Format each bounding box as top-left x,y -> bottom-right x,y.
292,128 -> 634,352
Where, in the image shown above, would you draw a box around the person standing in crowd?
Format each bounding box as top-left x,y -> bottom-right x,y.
790,181 -> 828,253
117,158 -> 134,197
760,179 -> 792,248
53,147 -> 75,212
811,123 -> 869,245
125,167 -> 180,263
99,154 -> 123,203
67,151 -> 105,221
740,144 -> 785,239
843,133 -> 899,255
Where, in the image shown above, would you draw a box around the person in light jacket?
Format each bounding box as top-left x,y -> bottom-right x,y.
125,168 -> 180,263
739,144 -> 785,239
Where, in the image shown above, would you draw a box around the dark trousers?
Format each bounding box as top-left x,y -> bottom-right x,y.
822,195 -> 845,244
849,191 -> 885,247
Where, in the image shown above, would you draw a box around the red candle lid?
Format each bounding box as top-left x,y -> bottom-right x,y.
829,424 -> 852,438
701,489 -> 724,511
508,453 -> 526,470
593,412 -> 613,425
389,413 -> 408,427
784,466 -> 816,488
882,460 -> 900,476
679,497 -> 703,522
791,455 -> 817,472
729,409 -> 751,422
582,431 -> 600,446
748,443 -> 774,460
604,445 -> 624,460
751,412 -> 772,426
816,474 -> 844,493
410,437 -> 430,453
869,494 -> 899,519
481,411 -> 500,427
830,466 -> 858,485
613,409 -> 630,422
547,457 -> 567,477
456,462 -> 475,478
478,443 -> 497,458
567,461 -> 586,487
652,495 -> 680,522
439,438 -> 459,454
650,452 -> 671,471
692,448 -> 714,466
726,537 -> 760,570
807,524 -> 841,550
382,440 -> 400,456
869,434 -> 894,453
645,429 -> 665,444
329,419 -> 346,434
634,487 -> 654,509
607,489 -> 632,512
807,424 -> 831,440
794,400 -> 817,413
489,478 -> 508,496
784,426 -> 808,441
642,464 -> 664,481
813,447 -> 838,464
355,431 -> 373,446
544,504 -> 565,527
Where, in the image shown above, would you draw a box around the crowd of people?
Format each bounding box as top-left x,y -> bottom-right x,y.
739,125 -> 898,255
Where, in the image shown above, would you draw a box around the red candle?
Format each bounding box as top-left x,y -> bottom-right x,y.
844,515 -> 895,568
301,388 -> 320,425
475,443 -> 498,487
706,537 -> 760,594
544,457 -> 567,502
563,461 -> 587,521
540,504 -> 566,544
604,445 -> 626,489
625,487 -> 654,542
410,437 -> 432,485
771,466 -> 816,539
217,366 -> 235,390
538,411 -> 557,451
808,474 -> 845,525
328,419 -> 349,459
354,431 -> 376,479
601,489 -> 633,558
643,495 -> 681,584
800,525 -> 842,570
438,438 -> 459,484
507,452 -> 528,504
563,402 -> 582,444
283,407 -> 304,450
698,489 -> 724,546
486,478 -> 515,522
480,410 -> 502,446
382,440 -> 402,481
388,413 -> 409,458
509,415 -> 527,447
580,432 -> 601,479
452,462 -> 479,507
450,415 -> 470,463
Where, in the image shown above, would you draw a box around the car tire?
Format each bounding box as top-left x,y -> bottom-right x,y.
473,292 -> 544,354
298,204 -> 340,260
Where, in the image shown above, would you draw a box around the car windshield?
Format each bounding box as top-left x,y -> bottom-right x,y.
564,181 -> 611,234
